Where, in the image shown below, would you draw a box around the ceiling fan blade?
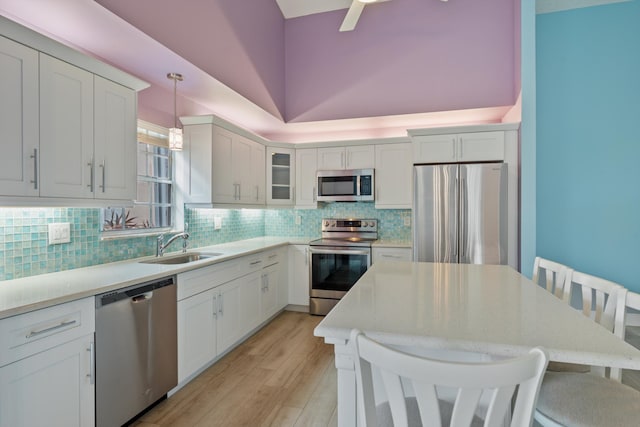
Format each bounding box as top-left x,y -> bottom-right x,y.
339,1 -> 366,32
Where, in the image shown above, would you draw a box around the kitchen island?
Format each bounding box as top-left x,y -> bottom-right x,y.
314,261 -> 640,426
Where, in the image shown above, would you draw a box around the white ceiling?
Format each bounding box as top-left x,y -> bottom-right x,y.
275,0 -> 352,19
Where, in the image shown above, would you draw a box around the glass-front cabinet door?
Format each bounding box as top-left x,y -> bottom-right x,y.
266,147 -> 295,206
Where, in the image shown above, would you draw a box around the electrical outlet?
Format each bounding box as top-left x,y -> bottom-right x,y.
404,216 -> 411,227
214,217 -> 222,230
48,223 -> 71,245
295,215 -> 301,225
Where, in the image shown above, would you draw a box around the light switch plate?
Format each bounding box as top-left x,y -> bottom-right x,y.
404,216 -> 411,227
48,223 -> 71,245
214,217 -> 222,230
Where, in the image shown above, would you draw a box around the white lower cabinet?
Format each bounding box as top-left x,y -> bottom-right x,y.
289,245 -> 310,307
216,277 -> 246,355
237,271 -> 262,340
177,288 -> 217,383
372,247 -> 413,263
0,333 -> 95,427
176,246 -> 289,388
261,262 -> 280,320
0,297 -> 95,427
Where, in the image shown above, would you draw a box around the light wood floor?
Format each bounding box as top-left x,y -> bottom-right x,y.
132,311 -> 337,427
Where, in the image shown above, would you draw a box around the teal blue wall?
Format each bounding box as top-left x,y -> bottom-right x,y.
0,204 -> 410,281
536,1 -> 640,291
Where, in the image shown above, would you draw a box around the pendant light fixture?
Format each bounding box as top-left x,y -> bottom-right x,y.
167,72 -> 184,151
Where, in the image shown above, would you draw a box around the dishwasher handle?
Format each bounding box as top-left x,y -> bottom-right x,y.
97,276 -> 174,307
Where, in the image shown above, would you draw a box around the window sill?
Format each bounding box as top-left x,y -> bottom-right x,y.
100,227 -> 177,241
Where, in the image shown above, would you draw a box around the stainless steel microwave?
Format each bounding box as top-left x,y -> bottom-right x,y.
316,169 -> 374,202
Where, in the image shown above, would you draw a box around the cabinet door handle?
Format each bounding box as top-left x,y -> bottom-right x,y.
26,319 -> 77,339
88,160 -> 94,192
256,185 -> 259,201
238,184 -> 241,200
99,160 -> 106,192
213,295 -> 217,318
312,186 -> 316,202
219,294 -> 223,315
87,342 -> 95,385
341,151 -> 345,169
452,139 -> 457,160
459,138 -> 463,159
30,148 -> 38,190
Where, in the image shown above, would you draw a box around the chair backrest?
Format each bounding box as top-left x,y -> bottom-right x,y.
567,270 -> 624,332
611,288 -> 640,380
350,330 -> 548,427
532,257 -> 571,302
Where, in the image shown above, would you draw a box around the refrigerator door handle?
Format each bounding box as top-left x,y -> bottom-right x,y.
460,176 -> 467,262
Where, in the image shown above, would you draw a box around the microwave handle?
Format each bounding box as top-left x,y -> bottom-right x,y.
309,247 -> 371,257
356,175 -> 361,196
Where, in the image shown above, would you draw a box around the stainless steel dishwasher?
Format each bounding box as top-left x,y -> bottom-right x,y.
95,276 -> 177,427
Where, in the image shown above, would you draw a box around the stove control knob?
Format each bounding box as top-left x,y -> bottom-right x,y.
324,220 -> 330,227
368,221 -> 375,227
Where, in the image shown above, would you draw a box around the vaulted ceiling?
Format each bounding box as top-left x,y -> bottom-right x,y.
0,0 -> 623,142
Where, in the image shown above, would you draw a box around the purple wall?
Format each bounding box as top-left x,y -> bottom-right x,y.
97,0 -> 286,120
284,0 -> 516,122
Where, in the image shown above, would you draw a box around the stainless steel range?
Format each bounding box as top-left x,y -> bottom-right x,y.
309,218 -> 378,315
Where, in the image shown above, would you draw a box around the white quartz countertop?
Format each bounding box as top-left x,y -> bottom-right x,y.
371,240 -> 412,248
315,261 -> 640,369
0,236 -> 312,320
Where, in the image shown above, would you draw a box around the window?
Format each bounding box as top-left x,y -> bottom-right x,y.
102,121 -> 175,235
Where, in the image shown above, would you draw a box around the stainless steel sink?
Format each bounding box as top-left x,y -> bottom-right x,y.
140,252 -> 223,265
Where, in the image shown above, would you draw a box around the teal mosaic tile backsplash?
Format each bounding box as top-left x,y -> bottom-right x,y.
264,203 -> 411,241
0,203 -> 410,281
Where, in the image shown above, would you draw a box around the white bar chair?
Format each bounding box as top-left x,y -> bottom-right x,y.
532,257 -> 571,302
534,281 -> 640,426
568,269 -> 623,333
350,329 -> 548,427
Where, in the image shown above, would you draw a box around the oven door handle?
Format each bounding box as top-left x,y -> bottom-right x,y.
309,247 -> 371,256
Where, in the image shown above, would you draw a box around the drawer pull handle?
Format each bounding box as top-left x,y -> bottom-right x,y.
250,260 -> 262,266
26,319 -> 77,339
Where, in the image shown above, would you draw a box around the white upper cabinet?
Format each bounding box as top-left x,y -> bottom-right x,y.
0,18 -> 147,206
266,147 -> 295,206
375,143 -> 413,209
248,139 -> 266,205
39,55 -> 137,202
412,131 -> 505,164
295,148 -> 318,209
39,54 -> 95,199
180,121 -> 266,207
93,76 -> 137,201
0,36 -> 39,197
317,145 -> 374,170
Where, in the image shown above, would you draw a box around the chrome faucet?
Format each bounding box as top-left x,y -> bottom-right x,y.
156,225 -> 190,257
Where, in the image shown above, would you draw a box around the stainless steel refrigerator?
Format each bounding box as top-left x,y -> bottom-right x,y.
413,163 -> 507,264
